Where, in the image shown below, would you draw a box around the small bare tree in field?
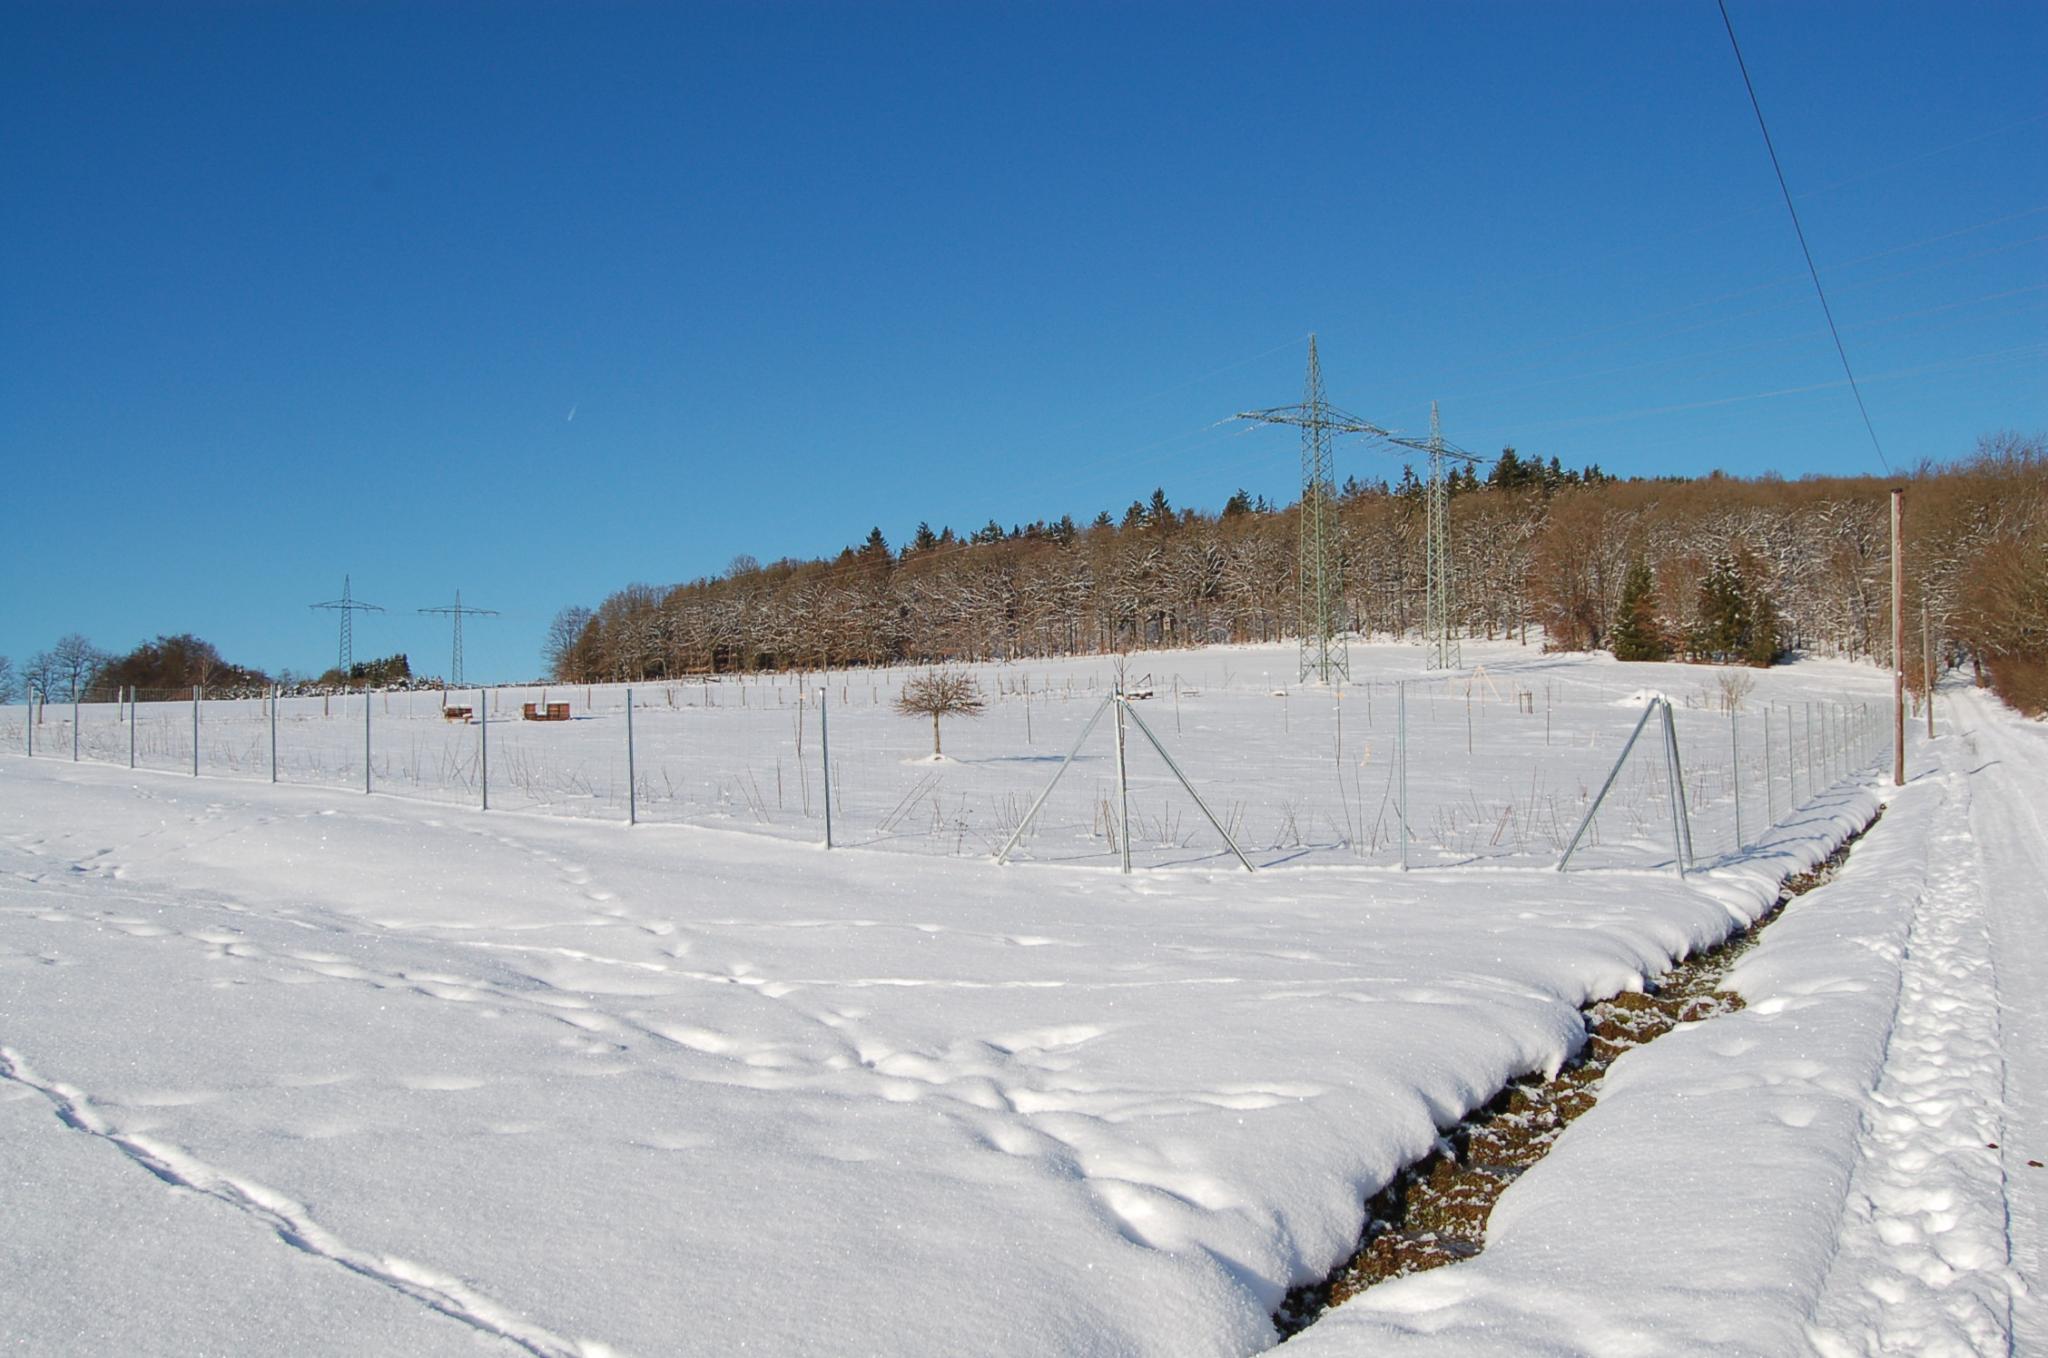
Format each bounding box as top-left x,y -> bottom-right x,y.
1715,669 -> 1756,713
896,669 -> 985,758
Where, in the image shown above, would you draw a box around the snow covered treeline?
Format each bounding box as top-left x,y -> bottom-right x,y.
552,433 -> 2046,713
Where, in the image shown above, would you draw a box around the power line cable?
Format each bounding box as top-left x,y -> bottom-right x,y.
1716,0 -> 1892,472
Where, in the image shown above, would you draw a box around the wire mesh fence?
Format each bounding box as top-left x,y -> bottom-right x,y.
1,651 -> 1895,874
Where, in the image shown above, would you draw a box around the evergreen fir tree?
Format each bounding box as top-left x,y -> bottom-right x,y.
1746,585 -> 1783,666
1691,554 -> 1750,660
1610,559 -> 1669,661
1147,487 -> 1173,526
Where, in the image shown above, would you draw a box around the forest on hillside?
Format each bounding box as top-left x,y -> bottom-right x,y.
547,432 -> 2048,715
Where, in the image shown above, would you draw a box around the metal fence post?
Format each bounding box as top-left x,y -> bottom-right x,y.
1671,699 -> 1696,868
363,688 -> 372,795
72,692 -> 80,762
1730,707 -> 1742,849
192,686 -> 200,776
1657,700 -> 1686,879
269,687 -> 278,782
819,686 -> 833,849
1763,705 -> 1775,826
626,687 -> 637,826
479,687 -> 489,812
1654,700 -> 1687,880
1113,688 -> 1132,874
24,692 -> 31,758
1397,680 -> 1410,871
129,687 -> 137,770
1801,701 -> 1811,791
1783,703 -> 1795,806
1819,701 -> 1830,785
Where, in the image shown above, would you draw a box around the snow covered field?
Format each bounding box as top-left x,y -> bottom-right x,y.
7,642 -> 1895,872
1,645 -> 2036,1356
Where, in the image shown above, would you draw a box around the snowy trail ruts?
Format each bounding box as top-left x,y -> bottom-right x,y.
0,1044 -> 610,1358
1954,691 -> 2048,1352
1807,745 -> 2019,1355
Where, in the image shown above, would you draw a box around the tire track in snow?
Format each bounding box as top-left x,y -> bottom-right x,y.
1953,692 -> 2048,1353
0,1045 -> 621,1358
1807,766 -> 2018,1356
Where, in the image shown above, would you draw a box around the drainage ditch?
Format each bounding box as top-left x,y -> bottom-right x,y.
1276,807 -> 1883,1340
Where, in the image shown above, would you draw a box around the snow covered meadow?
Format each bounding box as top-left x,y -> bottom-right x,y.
8,642 -> 1893,873
1,643 -> 2036,1356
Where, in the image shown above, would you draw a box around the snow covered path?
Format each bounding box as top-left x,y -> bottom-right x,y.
1289,688 -> 2043,1358
1951,688 -> 2048,1351
1807,714 -> 2022,1356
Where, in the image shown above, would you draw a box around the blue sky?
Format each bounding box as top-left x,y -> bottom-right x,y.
4,1 -> 2043,684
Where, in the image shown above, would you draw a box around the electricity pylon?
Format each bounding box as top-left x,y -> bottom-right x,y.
1237,335 -> 1394,684
1383,403 -> 1483,670
418,590 -> 498,687
309,575 -> 385,679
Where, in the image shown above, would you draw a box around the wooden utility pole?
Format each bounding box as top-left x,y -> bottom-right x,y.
1891,488 -> 1905,786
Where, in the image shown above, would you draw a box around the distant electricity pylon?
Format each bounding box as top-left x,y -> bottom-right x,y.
1237,335 -> 1393,685
309,575 -> 385,679
1417,402 -> 1482,671
418,590 -> 498,687
1236,337 -> 1483,676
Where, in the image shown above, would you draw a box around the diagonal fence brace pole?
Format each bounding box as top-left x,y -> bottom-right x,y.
1663,698 -> 1695,868
995,691 -> 1116,865
1557,695 -> 1661,872
1120,699 -> 1256,873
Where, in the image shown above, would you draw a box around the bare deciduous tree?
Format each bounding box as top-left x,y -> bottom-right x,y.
0,654 -> 13,705
895,670 -> 985,758
50,633 -> 104,701
1715,669 -> 1756,713
22,651 -> 58,705
544,606 -> 596,682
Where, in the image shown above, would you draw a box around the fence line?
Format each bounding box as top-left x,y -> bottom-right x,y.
3,661 -> 1897,874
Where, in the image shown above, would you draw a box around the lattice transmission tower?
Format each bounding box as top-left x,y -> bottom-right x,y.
309,575 -> 385,680
418,590 -> 498,687
1385,403 -> 1483,671
1237,336 -> 1394,684
1423,403 -> 1459,669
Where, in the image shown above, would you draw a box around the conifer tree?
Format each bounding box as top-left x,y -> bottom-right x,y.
1746,586 -> 1783,667
1691,554 -> 1750,661
1610,559 -> 1669,661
